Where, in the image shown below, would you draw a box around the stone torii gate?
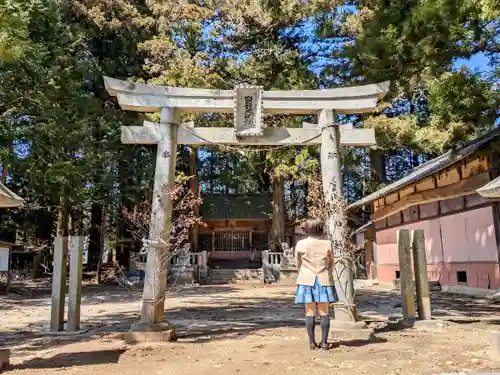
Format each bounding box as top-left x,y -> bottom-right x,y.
104,77 -> 390,341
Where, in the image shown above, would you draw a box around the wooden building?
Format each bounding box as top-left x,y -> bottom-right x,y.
0,182 -> 23,293
195,193 -> 297,266
350,128 -> 500,292
198,194 -> 272,263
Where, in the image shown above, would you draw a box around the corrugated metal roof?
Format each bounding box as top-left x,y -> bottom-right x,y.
348,127 -> 500,210
354,221 -> 373,234
0,183 -> 23,208
477,175 -> 500,198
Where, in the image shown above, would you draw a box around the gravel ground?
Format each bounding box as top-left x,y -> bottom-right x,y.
2,280 -> 500,375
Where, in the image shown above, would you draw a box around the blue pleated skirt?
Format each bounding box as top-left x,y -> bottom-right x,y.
295,277 -> 339,304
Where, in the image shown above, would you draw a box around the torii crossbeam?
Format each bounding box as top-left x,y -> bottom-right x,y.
104,76 -> 390,340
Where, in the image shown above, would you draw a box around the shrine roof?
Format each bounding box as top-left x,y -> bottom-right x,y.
349,126 -> 500,210
0,183 -> 23,208
477,175 -> 500,198
201,194 -> 272,220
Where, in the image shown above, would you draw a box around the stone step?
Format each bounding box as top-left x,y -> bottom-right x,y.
211,269 -> 263,275
210,268 -> 263,284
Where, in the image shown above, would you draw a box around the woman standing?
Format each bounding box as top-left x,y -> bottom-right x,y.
295,217 -> 338,350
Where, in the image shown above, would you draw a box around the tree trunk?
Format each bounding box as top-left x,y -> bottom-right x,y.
412,150 -> 420,168
57,195 -> 70,237
88,203 -> 103,269
96,204 -> 108,283
369,149 -> 387,182
188,146 -> 199,252
117,148 -> 135,270
70,208 -> 84,236
1,142 -> 12,185
303,180 -> 309,218
271,175 -> 286,252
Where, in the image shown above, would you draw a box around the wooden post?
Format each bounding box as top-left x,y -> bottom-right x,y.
68,236 -> 84,331
271,175 -> 286,252
397,229 -> 416,320
50,236 -> 68,332
211,231 -> 216,258
32,250 -> 41,279
412,229 -> 431,320
139,107 -> 179,328
319,109 -> 356,323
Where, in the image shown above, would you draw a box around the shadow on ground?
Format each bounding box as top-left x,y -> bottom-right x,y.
11,349 -> 127,370
4,283 -> 500,361
357,286 -> 500,321
0,283 -> 244,311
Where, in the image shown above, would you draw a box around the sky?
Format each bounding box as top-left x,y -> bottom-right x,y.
454,52 -> 492,73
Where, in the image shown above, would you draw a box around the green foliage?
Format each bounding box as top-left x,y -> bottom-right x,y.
0,0 -> 31,62
0,0 -> 498,243
315,0 -> 498,196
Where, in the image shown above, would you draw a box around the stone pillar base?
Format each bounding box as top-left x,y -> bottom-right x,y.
332,304 -> 358,322
329,303 -> 368,330
123,322 -> 177,344
330,320 -> 367,330
279,268 -> 298,284
490,331 -> 500,359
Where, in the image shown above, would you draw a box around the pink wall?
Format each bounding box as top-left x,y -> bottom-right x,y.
440,206 -> 497,262
374,206 -> 499,288
376,218 -> 443,265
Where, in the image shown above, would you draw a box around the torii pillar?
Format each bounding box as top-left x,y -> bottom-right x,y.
125,108 -> 179,342
319,109 -> 357,325
104,77 -> 389,340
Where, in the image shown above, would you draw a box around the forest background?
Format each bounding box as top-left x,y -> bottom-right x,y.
0,0 -> 498,272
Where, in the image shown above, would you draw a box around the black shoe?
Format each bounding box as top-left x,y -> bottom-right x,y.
320,342 -> 330,350
309,342 -> 317,350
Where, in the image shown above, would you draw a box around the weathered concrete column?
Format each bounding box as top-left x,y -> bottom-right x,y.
199,250 -> 208,280
397,229 -> 416,320
261,250 -> 269,283
319,109 -> 356,324
412,229 -> 431,320
127,107 -> 179,343
50,236 -> 68,332
68,236 -> 84,331
490,331 -> 500,359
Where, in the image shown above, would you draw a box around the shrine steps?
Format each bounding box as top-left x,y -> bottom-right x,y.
209,268 -> 263,284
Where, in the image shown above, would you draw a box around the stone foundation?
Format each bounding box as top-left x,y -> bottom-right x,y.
123,322 -> 177,344
279,268 -> 298,284
376,262 -> 500,290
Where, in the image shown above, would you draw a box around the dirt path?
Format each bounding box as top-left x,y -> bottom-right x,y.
2,281 -> 500,375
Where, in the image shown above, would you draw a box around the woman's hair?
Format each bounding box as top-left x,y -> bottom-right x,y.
303,217 -> 324,236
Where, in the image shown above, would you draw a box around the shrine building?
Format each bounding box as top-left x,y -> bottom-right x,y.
198,194 -> 272,265
351,127 -> 500,293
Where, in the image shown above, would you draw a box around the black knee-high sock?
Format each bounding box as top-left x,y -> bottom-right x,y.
305,316 -> 315,344
320,315 -> 330,344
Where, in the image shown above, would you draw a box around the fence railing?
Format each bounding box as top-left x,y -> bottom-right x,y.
169,250 -> 208,267
267,252 -> 283,266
